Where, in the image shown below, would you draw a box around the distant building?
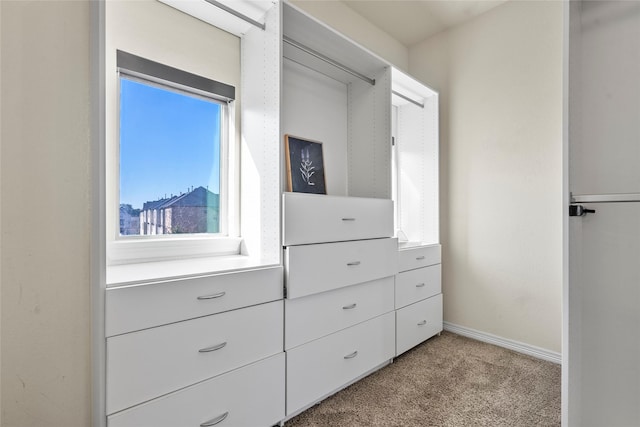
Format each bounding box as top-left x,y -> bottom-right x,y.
139,186 -> 220,235
119,204 -> 140,235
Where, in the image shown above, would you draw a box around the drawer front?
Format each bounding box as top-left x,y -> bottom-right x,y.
398,244 -> 441,272
283,193 -> 393,245
285,238 -> 398,299
286,312 -> 395,415
395,264 -> 441,309
106,266 -> 282,336
285,277 -> 394,349
107,301 -> 283,415
108,352 -> 285,427
396,294 -> 443,356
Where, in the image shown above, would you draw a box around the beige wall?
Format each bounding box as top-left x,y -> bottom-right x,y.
1,1 -> 92,426
290,0 -> 409,71
410,0 -> 563,352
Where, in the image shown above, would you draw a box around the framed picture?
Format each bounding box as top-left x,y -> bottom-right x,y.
284,135 -> 327,194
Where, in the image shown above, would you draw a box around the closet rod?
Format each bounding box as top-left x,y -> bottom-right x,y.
392,90 -> 424,109
204,0 -> 265,31
571,193 -> 640,203
283,36 -> 375,86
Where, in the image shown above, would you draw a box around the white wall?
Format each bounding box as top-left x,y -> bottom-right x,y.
410,0 -> 563,352
1,1 -> 92,426
289,0 -> 409,71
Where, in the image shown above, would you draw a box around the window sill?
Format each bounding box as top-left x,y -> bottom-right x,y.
106,254 -> 280,287
398,241 -> 440,250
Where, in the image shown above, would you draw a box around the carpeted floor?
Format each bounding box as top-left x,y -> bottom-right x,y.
285,331 -> 561,427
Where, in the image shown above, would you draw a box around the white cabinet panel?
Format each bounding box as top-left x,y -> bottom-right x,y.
283,193 -> 394,245
396,294 -> 442,356
285,238 -> 397,298
571,203 -> 640,425
106,266 -> 282,336
107,301 -> 283,415
285,277 -> 394,349
286,312 -> 395,416
395,264 -> 441,309
570,1 -> 640,195
108,353 -> 285,427
398,244 -> 441,272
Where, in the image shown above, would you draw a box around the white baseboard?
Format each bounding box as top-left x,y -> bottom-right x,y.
443,322 -> 561,364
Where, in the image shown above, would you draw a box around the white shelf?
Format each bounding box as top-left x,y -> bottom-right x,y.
282,2 -> 391,200
392,67 -> 439,245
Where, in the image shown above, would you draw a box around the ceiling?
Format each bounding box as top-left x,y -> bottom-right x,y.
342,0 -> 509,46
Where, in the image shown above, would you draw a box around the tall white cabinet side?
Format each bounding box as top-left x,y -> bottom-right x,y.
392,68 -> 442,356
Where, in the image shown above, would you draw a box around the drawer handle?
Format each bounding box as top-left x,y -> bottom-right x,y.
416,283 -> 426,288
200,411 -> 229,426
347,261 -> 361,266
199,342 -> 227,353
343,303 -> 357,310
416,256 -> 426,260
197,292 -> 226,300
344,351 -> 358,359
417,320 -> 427,326
341,217 -> 356,221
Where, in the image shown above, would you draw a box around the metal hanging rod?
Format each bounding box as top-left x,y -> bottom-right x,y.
392,90 -> 424,109
283,35 -> 375,86
571,193 -> 640,203
204,0 -> 266,31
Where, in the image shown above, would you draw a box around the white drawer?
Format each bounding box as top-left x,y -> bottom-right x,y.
108,352 -> 285,427
286,312 -> 395,415
395,264 -> 441,309
285,238 -> 397,299
398,244 -> 441,272
283,193 -> 393,245
106,266 -> 282,336
396,294 -> 443,356
285,277 -> 394,349
107,301 -> 283,415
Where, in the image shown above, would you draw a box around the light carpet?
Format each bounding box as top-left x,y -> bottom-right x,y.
285,331 -> 561,426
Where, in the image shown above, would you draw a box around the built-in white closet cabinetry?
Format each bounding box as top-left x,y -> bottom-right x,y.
283,194 -> 397,416
392,69 -> 442,356
281,3 -> 400,416
102,1 -> 440,425
395,245 -> 442,355
105,268 -> 285,426
104,1 -> 285,426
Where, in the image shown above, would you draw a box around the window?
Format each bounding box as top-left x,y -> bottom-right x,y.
119,76 -> 225,236
111,51 -> 239,263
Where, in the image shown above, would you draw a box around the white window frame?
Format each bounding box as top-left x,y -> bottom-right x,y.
108,51 -> 242,265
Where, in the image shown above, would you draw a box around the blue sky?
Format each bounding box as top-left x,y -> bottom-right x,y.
119,77 -> 221,209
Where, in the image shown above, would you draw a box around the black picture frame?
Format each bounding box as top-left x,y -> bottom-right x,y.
284,135 -> 327,194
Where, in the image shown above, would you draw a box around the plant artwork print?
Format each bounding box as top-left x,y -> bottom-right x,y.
285,135 -> 327,194
300,148 -> 316,186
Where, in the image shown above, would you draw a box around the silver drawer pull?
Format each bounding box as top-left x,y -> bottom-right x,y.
344,351 -> 358,359
417,320 -> 427,326
343,303 -> 357,310
416,256 -> 426,260
416,283 -> 426,288
347,261 -> 361,266
200,411 -> 229,426
197,292 -> 226,300
199,342 -> 227,353
341,218 -> 356,221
